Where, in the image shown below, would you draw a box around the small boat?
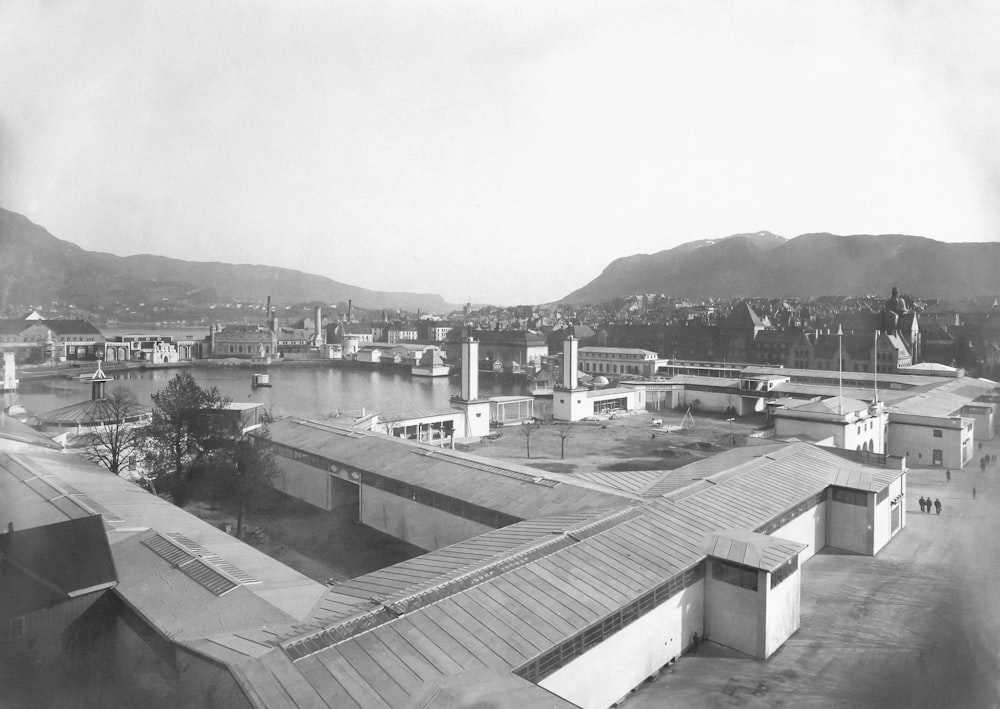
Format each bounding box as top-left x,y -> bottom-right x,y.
251,373 -> 272,388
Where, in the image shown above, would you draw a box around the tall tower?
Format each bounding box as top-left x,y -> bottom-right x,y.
314,306 -> 325,347
553,336 -> 587,421
451,337 -> 490,438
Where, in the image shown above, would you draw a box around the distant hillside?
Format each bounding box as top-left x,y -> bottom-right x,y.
0,207 -> 451,312
562,231 -> 1000,303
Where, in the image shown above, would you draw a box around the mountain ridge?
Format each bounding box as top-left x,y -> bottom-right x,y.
562,231 -> 1000,303
0,207 -> 452,313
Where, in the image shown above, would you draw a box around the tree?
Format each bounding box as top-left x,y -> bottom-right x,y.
521,422 -> 537,459
202,411 -> 279,539
557,423 -> 574,460
80,387 -> 148,477
145,372 -> 230,505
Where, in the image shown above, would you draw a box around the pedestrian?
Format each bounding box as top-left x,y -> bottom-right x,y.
691,631 -> 700,654
946,468 -> 951,482
992,454 -> 996,464
982,457 -> 988,474
918,496 -> 926,513
973,487 -> 977,500
934,498 -> 942,515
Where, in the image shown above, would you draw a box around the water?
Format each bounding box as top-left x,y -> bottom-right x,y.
5,363 -> 535,420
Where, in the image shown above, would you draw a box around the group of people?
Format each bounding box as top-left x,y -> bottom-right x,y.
918,496 -> 941,515
979,453 -> 996,474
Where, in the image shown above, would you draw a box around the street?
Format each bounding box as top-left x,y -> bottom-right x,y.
629,443 -> 1000,709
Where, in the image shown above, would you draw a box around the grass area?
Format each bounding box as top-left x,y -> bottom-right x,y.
465,408 -> 767,476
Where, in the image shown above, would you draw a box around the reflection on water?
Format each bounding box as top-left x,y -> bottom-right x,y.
4,364 -> 535,420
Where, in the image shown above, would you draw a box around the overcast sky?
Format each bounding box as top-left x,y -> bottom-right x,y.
1,1 -> 998,306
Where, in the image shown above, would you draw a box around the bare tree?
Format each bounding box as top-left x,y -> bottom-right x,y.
557,423 -> 574,460
80,387 -> 149,477
521,422 -> 537,458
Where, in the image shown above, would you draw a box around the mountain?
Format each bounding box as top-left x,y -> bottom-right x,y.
562,231 -> 1000,303
0,207 -> 452,313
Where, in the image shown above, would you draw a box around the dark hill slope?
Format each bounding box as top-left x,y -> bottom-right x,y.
0,207 -> 450,312
563,232 -> 1000,303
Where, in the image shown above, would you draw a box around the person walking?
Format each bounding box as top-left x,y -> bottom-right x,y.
918,496 -> 926,513
973,487 -> 977,500
934,498 -> 942,515
946,468 -> 951,482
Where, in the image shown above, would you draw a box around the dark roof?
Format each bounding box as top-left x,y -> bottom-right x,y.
0,515 -> 117,607
35,398 -> 152,427
40,319 -> 103,336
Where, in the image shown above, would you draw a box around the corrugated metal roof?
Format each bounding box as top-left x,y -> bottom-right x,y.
267,419 -> 637,518
704,529 -> 807,571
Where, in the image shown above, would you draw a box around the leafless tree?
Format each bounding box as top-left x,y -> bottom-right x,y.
80,386 -> 149,477
521,422 -> 537,458
557,423 -> 574,460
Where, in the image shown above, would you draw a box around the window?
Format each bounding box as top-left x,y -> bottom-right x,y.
933,429 -> 943,438
832,487 -> 867,507
713,559 -> 758,591
770,555 -> 798,589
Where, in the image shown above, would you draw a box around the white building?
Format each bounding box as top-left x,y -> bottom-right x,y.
579,346 -> 660,377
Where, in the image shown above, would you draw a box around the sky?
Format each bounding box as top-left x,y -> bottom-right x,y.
1,1 -> 999,306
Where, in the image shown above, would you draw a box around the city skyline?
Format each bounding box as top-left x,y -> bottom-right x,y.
2,1 -> 999,305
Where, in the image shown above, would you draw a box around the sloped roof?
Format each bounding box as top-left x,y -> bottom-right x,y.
704,529 -> 806,572
41,319 -> 103,336
34,398 -> 152,426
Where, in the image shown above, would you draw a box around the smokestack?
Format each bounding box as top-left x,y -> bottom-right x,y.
563,336 -> 578,389
315,306 -> 324,346
462,338 -> 479,400
266,296 -> 272,330
348,300 -> 353,323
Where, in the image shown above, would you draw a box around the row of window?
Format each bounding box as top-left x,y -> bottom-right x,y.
712,559 -> 759,591
517,564 -> 705,684
770,555 -> 798,589
756,491 -> 825,535
831,487 -> 868,507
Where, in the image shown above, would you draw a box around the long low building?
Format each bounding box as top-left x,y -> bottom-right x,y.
2,413 -> 907,709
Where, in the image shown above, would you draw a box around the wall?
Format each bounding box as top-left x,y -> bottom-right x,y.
553,388 -> 592,422
539,581 -> 704,709
359,486 -> 492,550
272,457 -> 342,511
771,503 -> 826,562
763,569 -> 800,658
827,493 -> 872,554
872,475 -> 905,554
0,592 -> 105,667
887,419 -> 967,468
704,568 -> 761,657
675,388 -> 745,415
962,405 -> 994,442
775,417 -> 847,448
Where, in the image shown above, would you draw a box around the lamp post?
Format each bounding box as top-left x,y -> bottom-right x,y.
727,417 -> 735,446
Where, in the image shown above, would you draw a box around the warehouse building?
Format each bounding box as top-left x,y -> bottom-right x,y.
2,413 -> 906,708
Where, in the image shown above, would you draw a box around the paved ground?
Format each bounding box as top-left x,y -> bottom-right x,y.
627,442 -> 1000,709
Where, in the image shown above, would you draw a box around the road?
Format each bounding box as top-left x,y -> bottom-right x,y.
628,442 -> 1000,709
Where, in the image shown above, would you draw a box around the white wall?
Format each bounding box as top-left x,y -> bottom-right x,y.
872,475 -> 905,554
539,581 -> 704,709
887,421 -> 967,468
763,569 -> 801,658
770,503 -> 826,562
677,389 -> 745,415
553,389 -> 592,422
359,486 -> 492,550
705,568 -> 761,657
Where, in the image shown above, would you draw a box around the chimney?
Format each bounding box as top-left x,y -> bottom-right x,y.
462,338 -> 479,400
314,306 -> 324,346
563,336 -> 578,389
348,300 -> 353,323
266,296 -> 272,329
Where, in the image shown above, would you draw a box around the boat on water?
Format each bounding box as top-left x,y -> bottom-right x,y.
251,373 -> 272,388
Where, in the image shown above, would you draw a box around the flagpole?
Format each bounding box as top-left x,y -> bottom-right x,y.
873,330 -> 878,404
837,324 -> 843,415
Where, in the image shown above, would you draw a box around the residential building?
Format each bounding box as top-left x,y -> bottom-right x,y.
578,346 -> 660,377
